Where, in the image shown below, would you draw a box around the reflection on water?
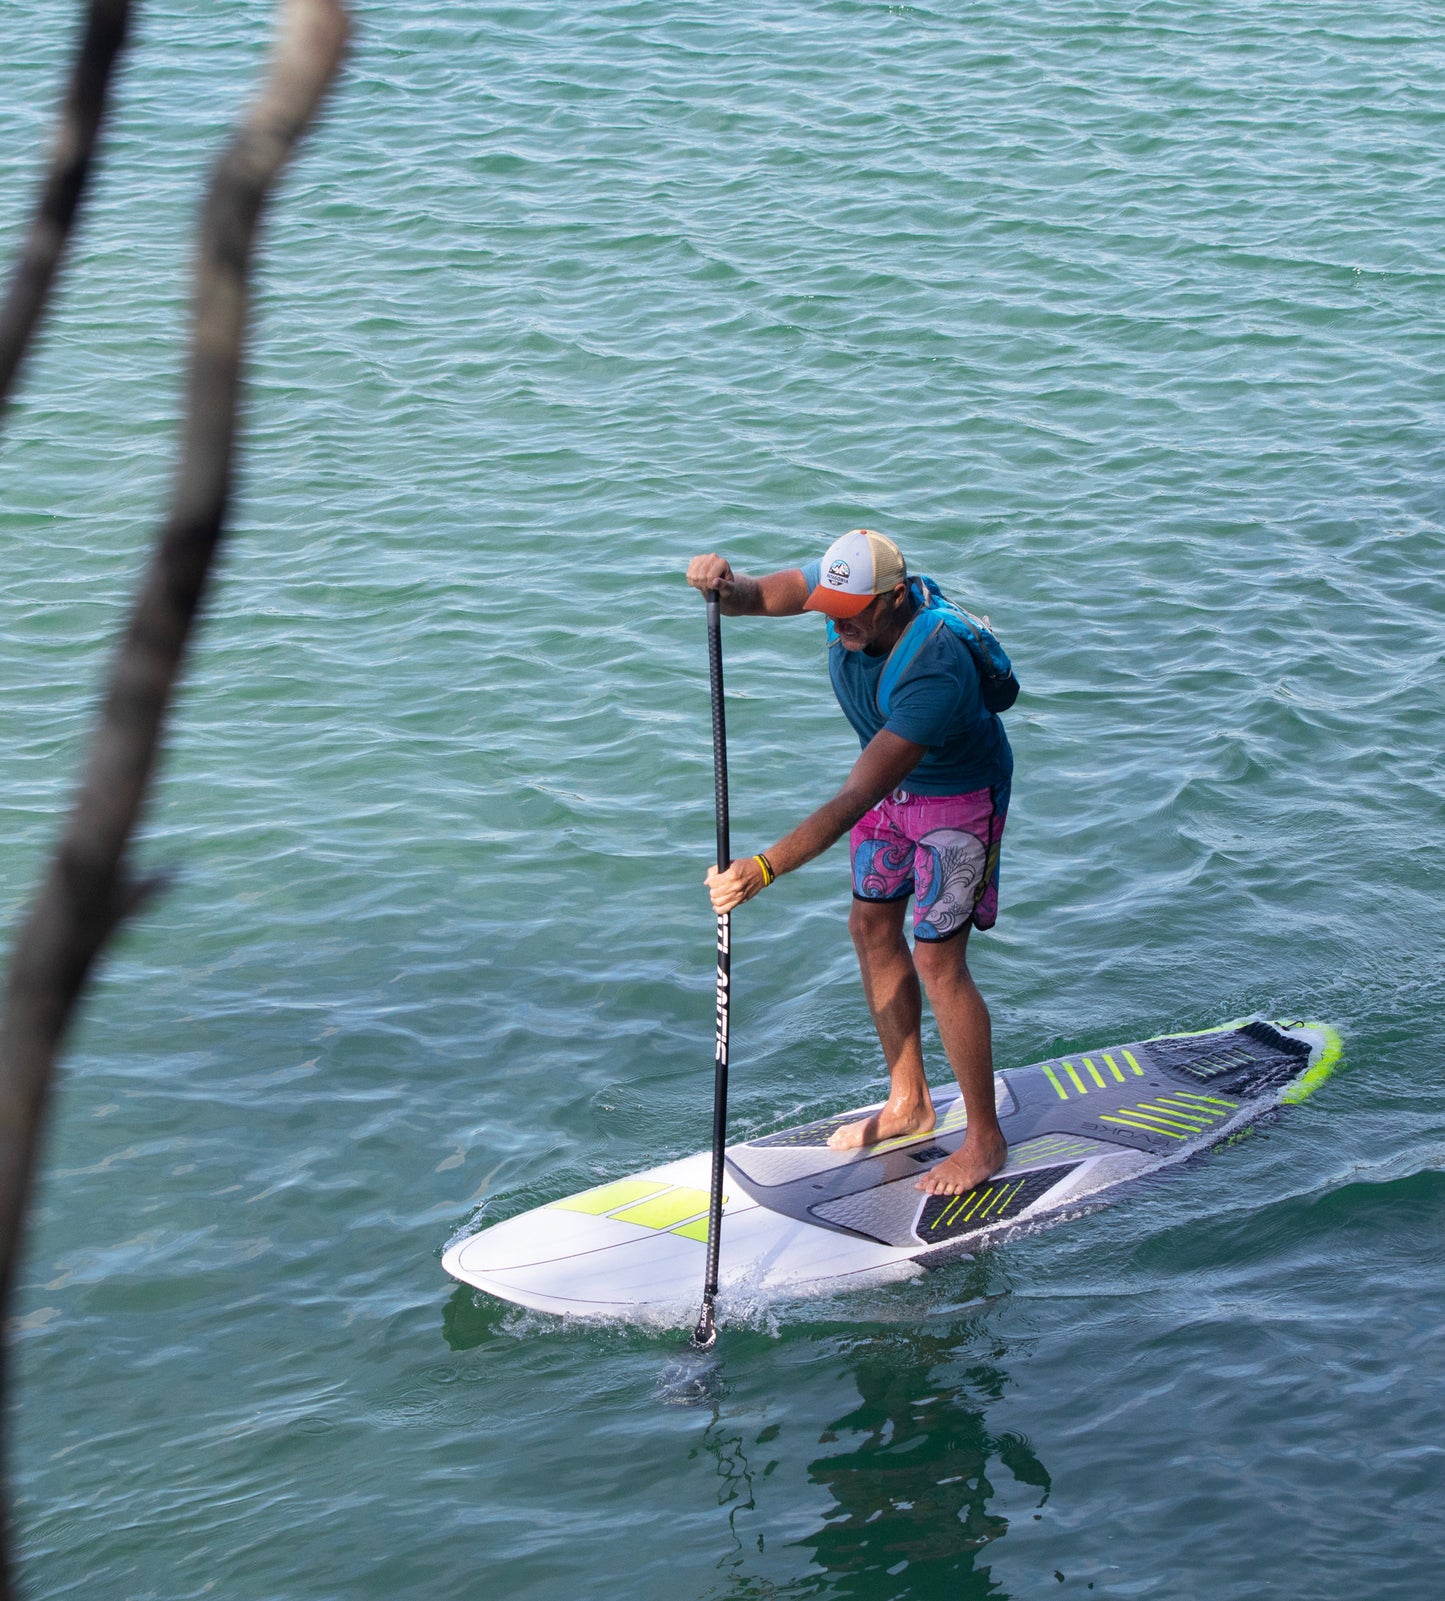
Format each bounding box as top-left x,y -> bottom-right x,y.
698,1412 -> 769,1591
698,1304 -> 1051,1601
440,1281 -> 503,1351
799,1342 -> 1047,1598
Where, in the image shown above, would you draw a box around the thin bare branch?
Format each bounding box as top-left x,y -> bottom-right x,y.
0,3 -> 349,1590
0,0 -> 134,416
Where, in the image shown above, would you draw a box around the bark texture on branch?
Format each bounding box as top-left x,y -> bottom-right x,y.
0,4 -> 350,1592
0,0 -> 134,416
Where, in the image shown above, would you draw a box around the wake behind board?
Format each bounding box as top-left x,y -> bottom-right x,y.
442,1018 -> 1341,1321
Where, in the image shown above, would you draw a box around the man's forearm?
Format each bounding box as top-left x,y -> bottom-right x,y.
764,790 -> 873,877
758,730 -> 926,881
686,556 -> 808,616
716,572 -> 765,615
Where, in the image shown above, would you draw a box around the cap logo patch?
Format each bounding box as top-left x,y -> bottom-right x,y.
826,560 -> 852,586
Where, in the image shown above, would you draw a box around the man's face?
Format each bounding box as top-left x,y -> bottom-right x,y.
833,586 -> 904,652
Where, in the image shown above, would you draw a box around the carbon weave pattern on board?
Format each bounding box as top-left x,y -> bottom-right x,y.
1142,1022 -> 1309,1098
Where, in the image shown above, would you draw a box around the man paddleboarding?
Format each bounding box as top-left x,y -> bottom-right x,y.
685,530 -> 1016,1196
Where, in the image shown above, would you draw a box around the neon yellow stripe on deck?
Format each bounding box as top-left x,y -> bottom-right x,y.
1133,1102 -> 1215,1130
611,1186 -> 714,1230
550,1179 -> 669,1216
1042,1063 -> 1069,1100
1099,1113 -> 1186,1140
947,1188 -> 990,1226
1153,1096 -> 1229,1120
979,1181 -> 1022,1220
1064,1061 -> 1087,1094
1106,1112 -> 1195,1134
1123,1050 -> 1144,1076
1102,1054 -> 1126,1082
1083,1057 -> 1106,1087
671,1216 -> 714,1242
1119,1107 -> 1210,1134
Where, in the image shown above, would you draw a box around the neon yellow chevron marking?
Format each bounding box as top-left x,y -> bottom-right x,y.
1099,1113 -> 1186,1139
1154,1096 -> 1228,1119
1083,1057 -> 1106,1087
1064,1061 -> 1087,1094
550,1179 -> 669,1216
1102,1053 -> 1126,1082
979,1182 -> 1021,1220
1111,1113 -> 1196,1135
1010,1135 -> 1093,1163
1136,1101 -> 1216,1128
1042,1063 -> 1069,1100
1122,1050 -> 1144,1075
611,1186 -> 715,1230
670,1216 -> 713,1242
1149,1095 -> 1224,1116
1123,1106 -> 1211,1133
1169,1090 -> 1238,1110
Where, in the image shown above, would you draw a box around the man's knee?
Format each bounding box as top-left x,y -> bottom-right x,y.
849,897 -> 905,954
912,929 -> 971,988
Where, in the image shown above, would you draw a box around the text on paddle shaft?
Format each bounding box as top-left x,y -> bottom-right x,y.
715,913 -> 730,1066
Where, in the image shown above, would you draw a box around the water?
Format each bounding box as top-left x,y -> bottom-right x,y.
3,2 -> 1442,1596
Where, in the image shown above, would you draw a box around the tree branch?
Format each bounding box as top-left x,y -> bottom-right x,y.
0,0 -> 134,416
0,3 -> 350,1592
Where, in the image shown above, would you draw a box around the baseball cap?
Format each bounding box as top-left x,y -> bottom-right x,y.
802,529 -> 908,619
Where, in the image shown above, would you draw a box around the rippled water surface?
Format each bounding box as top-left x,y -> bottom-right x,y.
3,2 -> 1442,1597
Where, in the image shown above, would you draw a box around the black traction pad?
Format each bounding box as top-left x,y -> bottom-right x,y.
1141,1021 -> 1309,1098
915,1163 -> 1077,1245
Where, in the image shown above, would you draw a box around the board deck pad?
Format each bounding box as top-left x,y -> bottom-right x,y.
442,1018 -> 1341,1320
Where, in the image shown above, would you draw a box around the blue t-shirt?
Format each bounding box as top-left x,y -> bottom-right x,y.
799,560 -> 1014,797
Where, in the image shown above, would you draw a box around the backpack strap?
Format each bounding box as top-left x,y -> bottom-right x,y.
877,575 -> 1019,718
877,607 -> 946,720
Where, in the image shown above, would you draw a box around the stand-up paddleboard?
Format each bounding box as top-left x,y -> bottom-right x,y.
443,1016 -> 1341,1320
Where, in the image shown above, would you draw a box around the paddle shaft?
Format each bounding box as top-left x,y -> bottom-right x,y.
692,590 -> 731,1350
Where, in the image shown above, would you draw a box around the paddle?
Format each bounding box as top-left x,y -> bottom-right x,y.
690,589 -> 731,1351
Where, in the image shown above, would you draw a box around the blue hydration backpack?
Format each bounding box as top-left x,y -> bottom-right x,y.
873,574 -> 1019,718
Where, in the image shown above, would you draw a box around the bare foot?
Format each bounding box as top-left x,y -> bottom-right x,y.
826,1095 -> 935,1151
915,1127 -> 1007,1194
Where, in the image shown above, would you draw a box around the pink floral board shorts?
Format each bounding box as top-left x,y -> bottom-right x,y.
850,781 -> 1009,943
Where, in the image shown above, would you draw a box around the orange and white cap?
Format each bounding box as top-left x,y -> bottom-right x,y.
802,529 -> 908,619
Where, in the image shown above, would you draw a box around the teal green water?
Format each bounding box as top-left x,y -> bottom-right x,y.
3,2 -> 1443,1595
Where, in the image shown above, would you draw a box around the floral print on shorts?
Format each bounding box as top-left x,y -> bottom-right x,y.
850,782 -> 1009,942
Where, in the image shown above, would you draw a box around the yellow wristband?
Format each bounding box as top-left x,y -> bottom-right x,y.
753,853 -> 776,887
